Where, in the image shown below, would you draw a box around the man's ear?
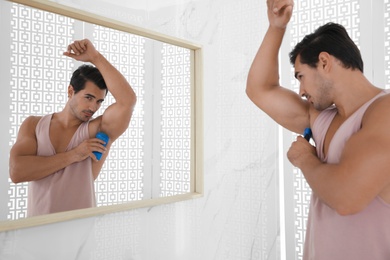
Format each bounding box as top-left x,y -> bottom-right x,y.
68,85 -> 75,98
318,52 -> 331,72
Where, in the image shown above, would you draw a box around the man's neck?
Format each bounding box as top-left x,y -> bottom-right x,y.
332,73 -> 381,119
52,110 -> 84,129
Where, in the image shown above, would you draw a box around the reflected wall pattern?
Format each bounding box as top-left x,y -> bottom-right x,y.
289,1 -> 360,258
8,3 -> 74,220
160,44 -> 191,196
93,25 -> 145,205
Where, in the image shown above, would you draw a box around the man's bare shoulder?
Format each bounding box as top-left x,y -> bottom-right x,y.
368,92 -> 390,110
363,93 -> 390,126
12,116 -> 44,148
19,116 -> 44,134
23,115 -> 43,126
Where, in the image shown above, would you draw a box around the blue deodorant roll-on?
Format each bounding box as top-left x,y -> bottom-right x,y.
93,132 -> 109,160
303,128 -> 312,141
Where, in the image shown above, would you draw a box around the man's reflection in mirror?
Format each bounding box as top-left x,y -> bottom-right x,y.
9,39 -> 137,217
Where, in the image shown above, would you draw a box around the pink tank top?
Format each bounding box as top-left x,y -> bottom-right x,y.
27,114 -> 96,217
304,90 -> 390,259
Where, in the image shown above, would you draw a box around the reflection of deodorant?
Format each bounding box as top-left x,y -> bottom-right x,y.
93,132 -> 109,160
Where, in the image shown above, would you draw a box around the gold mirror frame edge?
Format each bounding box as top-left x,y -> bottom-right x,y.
0,0 -> 204,232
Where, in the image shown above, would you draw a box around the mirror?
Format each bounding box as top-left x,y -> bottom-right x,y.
0,0 -> 203,231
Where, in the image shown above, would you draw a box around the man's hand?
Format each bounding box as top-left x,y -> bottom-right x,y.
287,136 -> 317,169
63,39 -> 100,63
267,0 -> 294,29
71,137 -> 108,162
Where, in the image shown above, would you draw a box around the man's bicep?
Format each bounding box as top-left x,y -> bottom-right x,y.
348,97 -> 390,180
99,103 -> 133,140
11,124 -> 38,157
247,86 -> 311,133
340,120 -> 390,199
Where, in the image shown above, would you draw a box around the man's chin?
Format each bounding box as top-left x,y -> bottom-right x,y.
314,104 -> 334,111
78,116 -> 93,122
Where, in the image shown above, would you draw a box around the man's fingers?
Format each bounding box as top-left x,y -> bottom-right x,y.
271,0 -> 294,14
65,40 -> 87,55
74,40 -> 87,51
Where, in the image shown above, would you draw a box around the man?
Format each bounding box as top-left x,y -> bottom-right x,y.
246,0 -> 390,259
9,39 -> 137,217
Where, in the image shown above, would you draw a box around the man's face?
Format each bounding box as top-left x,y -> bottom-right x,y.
294,55 -> 334,111
68,81 -> 106,122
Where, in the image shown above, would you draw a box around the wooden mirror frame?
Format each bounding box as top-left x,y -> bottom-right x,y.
0,0 -> 203,232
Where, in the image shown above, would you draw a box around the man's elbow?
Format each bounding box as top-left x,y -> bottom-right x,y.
245,75 -> 274,105
125,91 -> 137,110
9,169 -> 23,184
246,73 -> 255,94
245,84 -> 252,97
245,81 -> 258,103
9,161 -> 25,184
131,94 -> 137,108
126,95 -> 137,117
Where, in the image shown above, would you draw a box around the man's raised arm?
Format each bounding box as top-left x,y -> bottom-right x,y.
64,39 -> 137,141
246,0 -> 309,134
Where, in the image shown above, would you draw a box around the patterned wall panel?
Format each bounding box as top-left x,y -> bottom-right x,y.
8,3 -> 74,220
92,25 -> 145,205
289,1 -> 360,258
160,44 -> 191,196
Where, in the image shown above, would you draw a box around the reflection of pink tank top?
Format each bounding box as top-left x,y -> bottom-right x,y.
27,114 -> 95,217
304,90 -> 390,259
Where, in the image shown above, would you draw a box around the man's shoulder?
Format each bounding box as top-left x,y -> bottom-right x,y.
363,92 -> 390,124
22,115 -> 48,129
370,92 -> 390,109
25,115 -> 44,123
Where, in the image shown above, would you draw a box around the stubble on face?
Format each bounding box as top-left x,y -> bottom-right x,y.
68,93 -> 95,122
312,76 -> 334,111
68,82 -> 105,122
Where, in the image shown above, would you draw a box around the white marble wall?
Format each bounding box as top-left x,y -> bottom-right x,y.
0,0 -> 281,259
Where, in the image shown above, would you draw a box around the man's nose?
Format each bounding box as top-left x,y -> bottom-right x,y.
89,103 -> 99,112
299,86 -> 305,98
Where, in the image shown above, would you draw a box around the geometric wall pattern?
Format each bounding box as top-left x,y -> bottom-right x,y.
160,44 -> 191,196
92,25 -> 146,205
8,3 -> 74,220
